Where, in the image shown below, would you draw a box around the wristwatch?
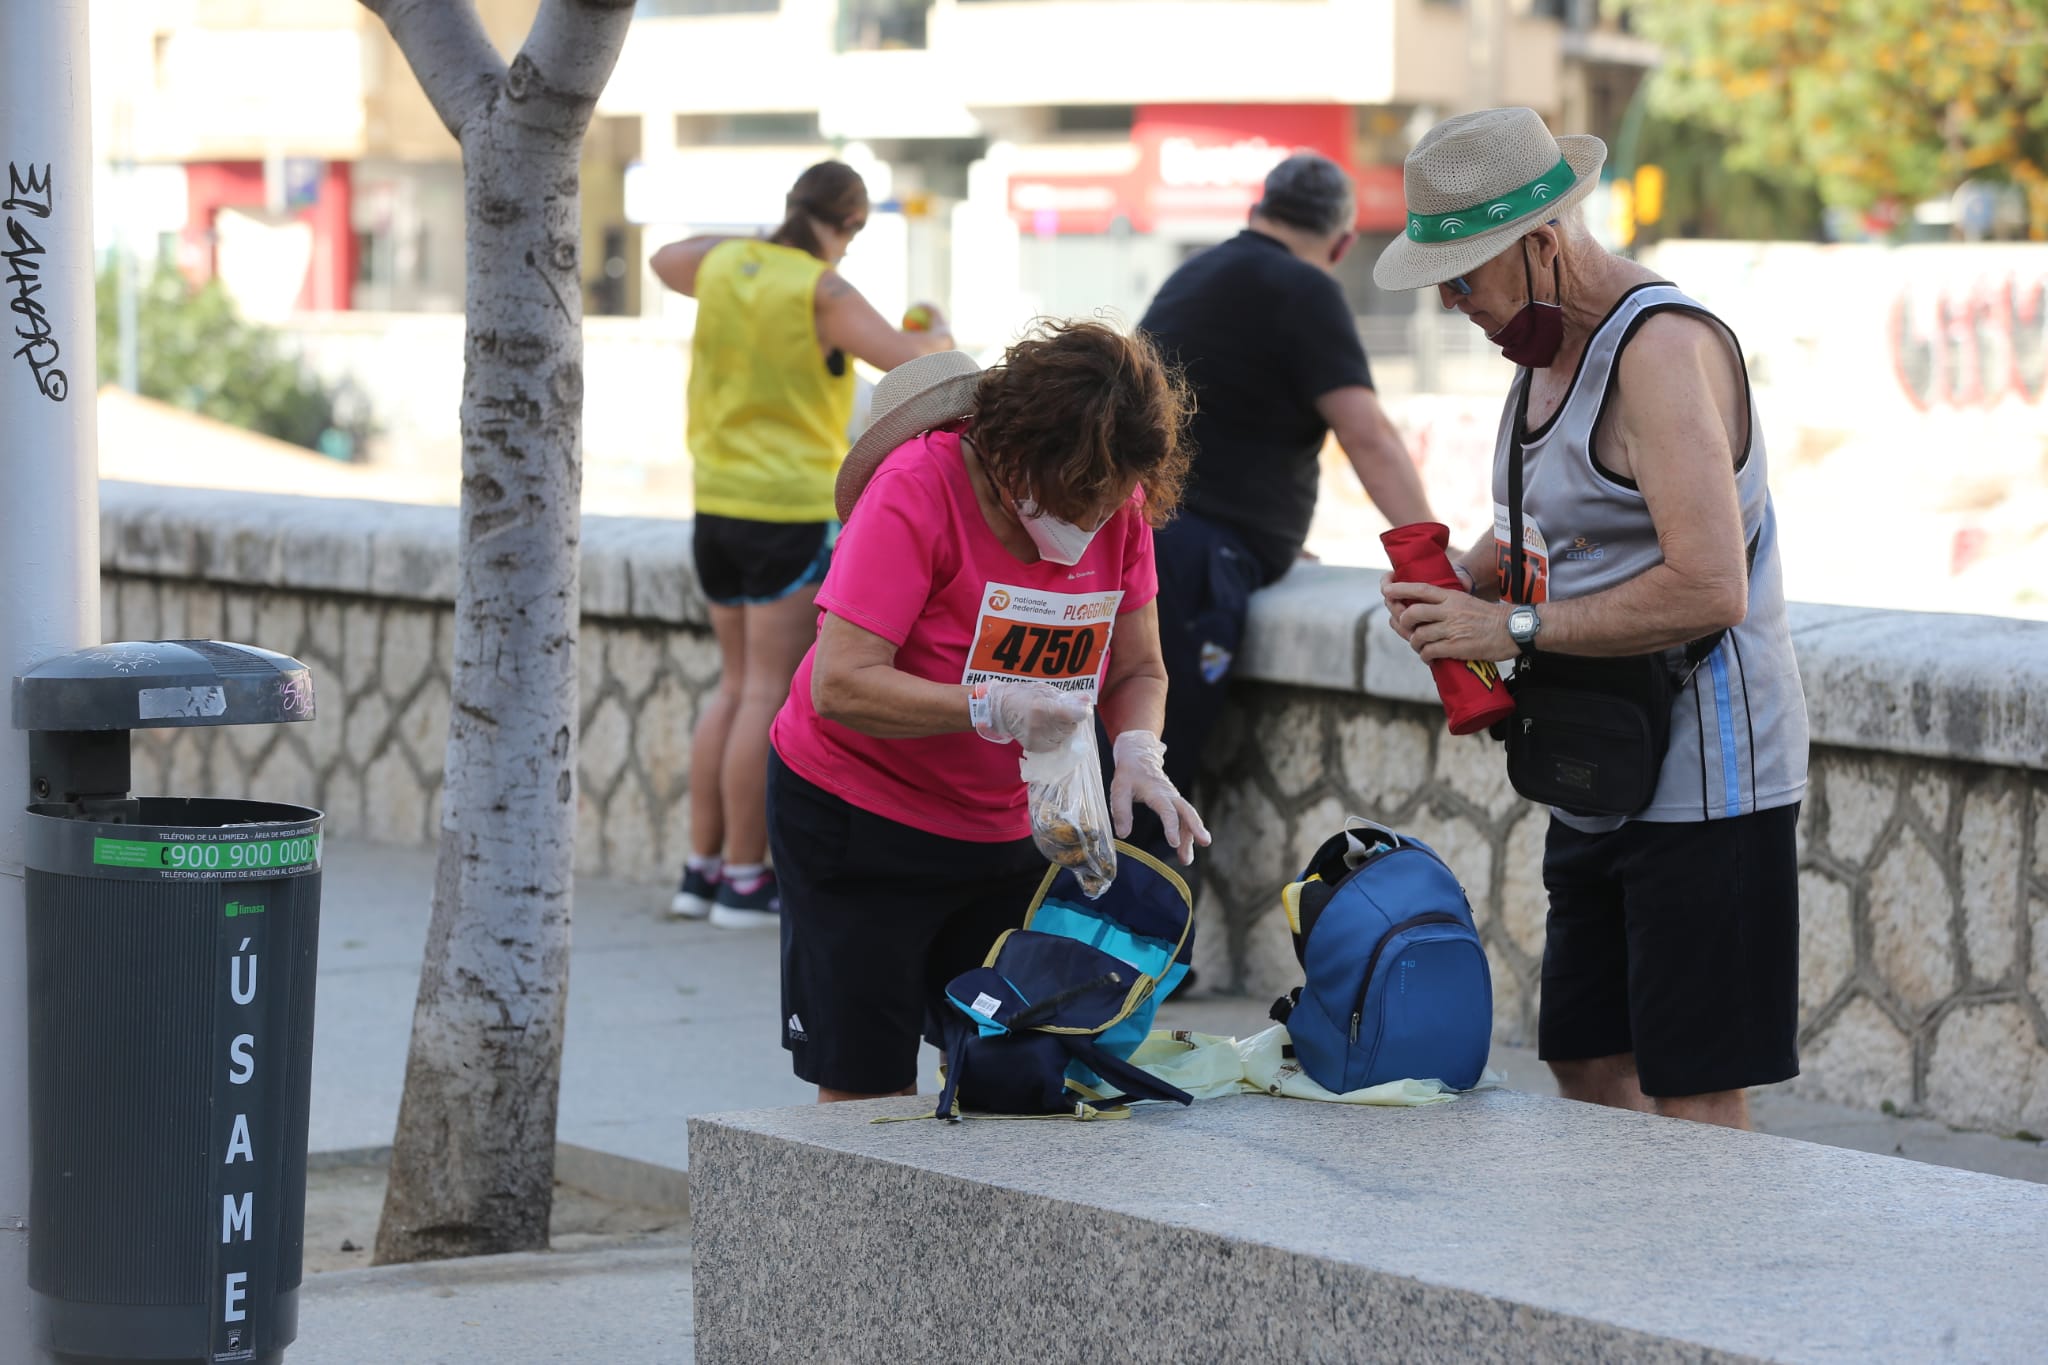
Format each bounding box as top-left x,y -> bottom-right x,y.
1507,604 -> 1543,656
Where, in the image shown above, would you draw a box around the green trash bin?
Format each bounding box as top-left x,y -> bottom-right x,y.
14,640 -> 322,1365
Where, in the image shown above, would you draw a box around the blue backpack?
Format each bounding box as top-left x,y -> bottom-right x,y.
933,842 -> 1196,1120
1269,818 -> 1492,1093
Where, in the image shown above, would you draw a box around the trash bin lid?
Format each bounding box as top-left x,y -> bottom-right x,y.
12,640 -> 316,732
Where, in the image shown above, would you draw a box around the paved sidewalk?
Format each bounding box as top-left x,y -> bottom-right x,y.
297,836 -> 2048,1363
293,1238 -> 694,1364
314,836 -> 2048,1182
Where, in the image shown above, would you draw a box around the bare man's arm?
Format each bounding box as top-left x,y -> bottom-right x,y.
1537,313 -> 1748,652
1316,385 -> 1433,528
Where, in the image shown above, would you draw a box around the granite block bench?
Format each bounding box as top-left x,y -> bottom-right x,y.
691,1091 -> 2048,1364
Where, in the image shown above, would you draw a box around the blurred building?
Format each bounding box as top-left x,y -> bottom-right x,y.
607,0 -> 1652,340
87,0 -> 1643,332
89,0 -> 643,320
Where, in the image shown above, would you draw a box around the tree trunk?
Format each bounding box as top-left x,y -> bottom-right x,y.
361,0 -> 634,1265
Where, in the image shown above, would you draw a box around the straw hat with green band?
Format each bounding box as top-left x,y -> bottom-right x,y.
1373,107 -> 1606,293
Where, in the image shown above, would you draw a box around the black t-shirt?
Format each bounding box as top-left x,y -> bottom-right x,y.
1138,230 -> 1374,583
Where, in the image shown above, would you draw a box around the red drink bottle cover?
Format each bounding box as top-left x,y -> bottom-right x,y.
1381,522 -> 1516,736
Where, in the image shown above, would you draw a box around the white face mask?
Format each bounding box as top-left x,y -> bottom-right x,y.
1014,499 -> 1099,566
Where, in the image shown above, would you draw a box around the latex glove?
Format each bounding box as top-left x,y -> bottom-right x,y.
1109,730 -> 1212,865
977,680 -> 1091,750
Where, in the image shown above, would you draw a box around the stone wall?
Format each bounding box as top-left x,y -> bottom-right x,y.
98,483 -> 2048,1133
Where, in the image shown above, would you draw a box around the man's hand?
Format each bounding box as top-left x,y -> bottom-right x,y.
1383,582 -> 1517,663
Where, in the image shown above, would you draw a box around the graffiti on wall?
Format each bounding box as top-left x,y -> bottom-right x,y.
1889,273 -> 2047,411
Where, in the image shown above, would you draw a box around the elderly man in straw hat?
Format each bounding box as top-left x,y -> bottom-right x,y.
1375,108 -> 1809,1131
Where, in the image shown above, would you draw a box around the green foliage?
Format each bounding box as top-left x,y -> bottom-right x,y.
1628,0 -> 2048,237
1634,114 -> 1829,242
96,261 -> 366,456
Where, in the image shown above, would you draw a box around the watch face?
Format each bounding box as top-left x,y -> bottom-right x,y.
1510,608 -> 1537,640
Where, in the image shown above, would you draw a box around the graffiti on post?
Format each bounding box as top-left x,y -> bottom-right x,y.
3,161 -> 68,402
1889,273 -> 2047,412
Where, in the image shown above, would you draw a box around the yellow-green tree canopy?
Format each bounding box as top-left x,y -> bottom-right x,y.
1629,0 -> 2048,237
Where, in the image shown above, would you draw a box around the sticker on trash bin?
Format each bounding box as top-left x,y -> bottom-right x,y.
91,832 -> 322,874
138,685 -> 227,720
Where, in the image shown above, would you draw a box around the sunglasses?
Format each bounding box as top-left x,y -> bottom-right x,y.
1443,222 -> 1555,297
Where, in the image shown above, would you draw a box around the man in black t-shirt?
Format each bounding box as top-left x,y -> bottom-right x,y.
1136,154 -> 1432,883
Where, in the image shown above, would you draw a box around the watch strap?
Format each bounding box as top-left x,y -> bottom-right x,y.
1510,606 -> 1541,658
968,682 -> 1008,744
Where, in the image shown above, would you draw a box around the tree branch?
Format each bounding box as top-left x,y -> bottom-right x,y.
361,0 -> 508,139
513,0 -> 637,136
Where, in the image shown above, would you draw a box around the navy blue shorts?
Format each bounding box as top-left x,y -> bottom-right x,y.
1150,512 -> 1263,793
692,514 -> 836,607
767,751 -> 1046,1095
1537,804 -> 1801,1097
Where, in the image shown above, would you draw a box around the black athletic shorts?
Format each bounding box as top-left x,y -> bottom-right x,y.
767,750 -> 1046,1096
1537,803 -> 1801,1098
692,513 -> 836,607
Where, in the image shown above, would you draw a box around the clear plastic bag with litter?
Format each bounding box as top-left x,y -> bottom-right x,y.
1020,718 -> 1117,898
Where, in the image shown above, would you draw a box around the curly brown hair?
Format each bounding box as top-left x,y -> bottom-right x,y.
969,320 -> 1192,529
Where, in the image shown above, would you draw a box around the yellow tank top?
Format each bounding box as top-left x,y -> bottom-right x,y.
688,239 -> 855,523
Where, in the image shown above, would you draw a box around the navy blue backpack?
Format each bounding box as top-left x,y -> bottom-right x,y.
1269,818 -> 1492,1093
932,842 -> 1196,1120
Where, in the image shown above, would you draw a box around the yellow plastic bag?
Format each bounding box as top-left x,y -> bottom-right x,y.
1130,1026 -> 1499,1106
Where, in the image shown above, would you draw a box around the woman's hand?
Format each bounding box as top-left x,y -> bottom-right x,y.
979,680 -> 1091,750
1109,730 -> 1211,865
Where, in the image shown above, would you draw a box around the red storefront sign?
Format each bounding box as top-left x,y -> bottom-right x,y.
1142,104 -> 1349,223
181,161 -> 355,311
1007,174 -> 1131,237
1351,163 -> 1409,233
1007,104 -> 1407,236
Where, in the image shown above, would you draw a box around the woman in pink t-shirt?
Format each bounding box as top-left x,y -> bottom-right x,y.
767,322 -> 1212,1102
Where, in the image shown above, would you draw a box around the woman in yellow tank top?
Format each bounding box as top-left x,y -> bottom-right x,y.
651,162 -> 954,928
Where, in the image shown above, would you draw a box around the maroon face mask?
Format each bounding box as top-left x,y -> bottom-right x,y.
1487,242 -> 1564,368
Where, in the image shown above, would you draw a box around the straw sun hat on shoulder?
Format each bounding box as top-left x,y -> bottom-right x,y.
1373,107 -> 1606,293
834,349 -> 983,522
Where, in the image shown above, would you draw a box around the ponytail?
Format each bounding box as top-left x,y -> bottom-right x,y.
768,161 -> 870,261
769,198 -> 828,258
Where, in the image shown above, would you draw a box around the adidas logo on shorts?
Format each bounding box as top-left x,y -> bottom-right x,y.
787,1013 -> 807,1042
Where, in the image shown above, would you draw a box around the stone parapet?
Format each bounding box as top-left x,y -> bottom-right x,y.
1235,561 -> 2048,774
691,1094 -> 2048,1364
99,480 -> 710,628
105,481 -> 2047,768
96,484 -> 2048,1133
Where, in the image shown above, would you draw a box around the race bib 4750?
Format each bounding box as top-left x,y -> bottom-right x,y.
963,583 -> 1124,697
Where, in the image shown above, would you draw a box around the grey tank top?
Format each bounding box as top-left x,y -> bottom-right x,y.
1489,282 -> 1809,830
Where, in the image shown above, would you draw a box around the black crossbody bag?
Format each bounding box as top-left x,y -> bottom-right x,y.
1495,388 -> 1742,818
